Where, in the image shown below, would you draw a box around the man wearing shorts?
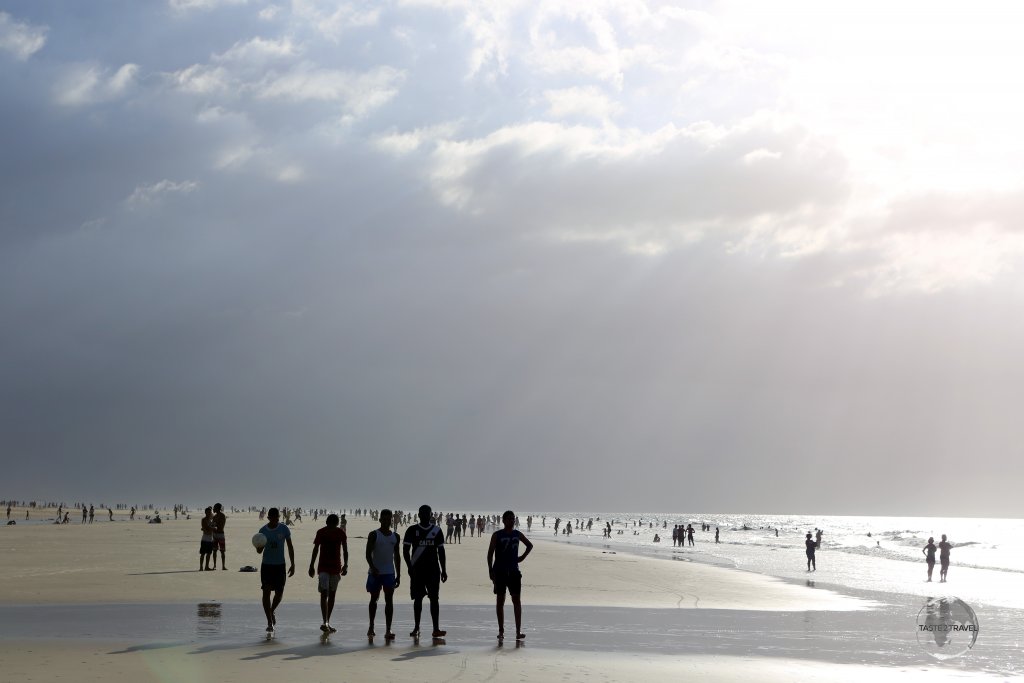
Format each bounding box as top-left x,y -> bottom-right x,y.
487,510 -> 533,641
213,503 -> 227,570
257,508 -> 295,633
366,509 -> 401,640
308,513 -> 348,633
200,506 -> 215,570
403,504 -> 448,638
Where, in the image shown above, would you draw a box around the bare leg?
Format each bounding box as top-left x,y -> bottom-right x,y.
411,596 -> 423,636
326,591 -> 337,630
383,587 -> 395,638
368,592 -> 379,635
262,589 -> 275,629
429,595 -> 444,636
496,593 -> 505,637
511,593 -> 523,637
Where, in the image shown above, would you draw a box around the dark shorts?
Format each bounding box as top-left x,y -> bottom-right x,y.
492,569 -> 522,597
199,540 -> 214,555
366,573 -> 396,594
214,534 -> 226,551
261,563 -> 287,592
940,558 -> 950,568
409,570 -> 440,600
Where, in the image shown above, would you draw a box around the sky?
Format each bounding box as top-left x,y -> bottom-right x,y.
3,1 -> 1024,516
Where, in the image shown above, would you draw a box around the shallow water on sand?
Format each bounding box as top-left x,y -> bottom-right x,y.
0,601 -> 1019,676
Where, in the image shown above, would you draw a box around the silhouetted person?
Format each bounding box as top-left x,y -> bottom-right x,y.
805,533 -> 816,571
487,510 -> 533,641
256,507 -> 295,633
403,504 -> 447,639
938,534 -> 952,582
366,509 -> 401,640
923,537 -> 937,582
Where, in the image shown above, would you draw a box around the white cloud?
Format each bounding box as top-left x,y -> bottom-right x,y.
291,0 -> 381,40
256,63 -> 404,115
276,165 -> 304,182
259,6 -> 282,21
0,11 -> 47,60
214,144 -> 257,169
373,122 -> 460,155
544,86 -> 622,121
169,64 -> 231,94
54,63 -> 139,106
123,180 -> 199,209
168,0 -> 248,11
214,36 -> 298,63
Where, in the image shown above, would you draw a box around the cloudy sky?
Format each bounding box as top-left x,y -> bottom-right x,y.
3,1 -> 1023,516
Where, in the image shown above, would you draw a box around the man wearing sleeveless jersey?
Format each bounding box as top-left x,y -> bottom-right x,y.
366,509 -> 401,640
403,504 -> 448,638
487,509 -> 533,641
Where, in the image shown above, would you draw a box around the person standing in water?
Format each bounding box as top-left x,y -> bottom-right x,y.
403,504 -> 448,639
487,510 -> 534,641
256,508 -> 295,633
938,534 -> 952,582
366,509 -> 401,640
309,513 -> 348,634
805,532 -> 817,571
923,537 -> 937,582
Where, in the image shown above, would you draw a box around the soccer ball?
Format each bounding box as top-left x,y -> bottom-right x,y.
252,533 -> 267,550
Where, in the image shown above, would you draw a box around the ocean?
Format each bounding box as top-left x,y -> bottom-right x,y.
530,513 -> 1024,611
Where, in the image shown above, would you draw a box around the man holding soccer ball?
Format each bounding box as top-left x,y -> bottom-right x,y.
255,508 -> 295,633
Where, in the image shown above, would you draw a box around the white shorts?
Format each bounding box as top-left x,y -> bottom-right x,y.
318,572 -> 340,593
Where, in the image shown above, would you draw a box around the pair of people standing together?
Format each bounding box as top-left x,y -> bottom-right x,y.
255,505 -> 533,640
922,534 -> 952,582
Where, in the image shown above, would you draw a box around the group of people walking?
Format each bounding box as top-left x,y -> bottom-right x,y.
252,504 -> 533,641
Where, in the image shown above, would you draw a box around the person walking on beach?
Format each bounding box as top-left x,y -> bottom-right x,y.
805,533 -> 817,571
687,524 -> 695,547
938,534 -> 952,582
488,510 -> 534,641
403,504 -> 448,639
309,513 -> 348,633
923,537 -> 937,582
366,509 -> 401,640
715,527 -> 720,543
256,508 -> 295,633
200,507 -> 215,570
213,503 -> 227,570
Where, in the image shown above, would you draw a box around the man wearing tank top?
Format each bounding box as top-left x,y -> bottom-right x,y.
365,509 -> 401,640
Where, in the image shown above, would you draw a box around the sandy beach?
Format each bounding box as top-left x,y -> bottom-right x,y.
0,508 -> 1012,681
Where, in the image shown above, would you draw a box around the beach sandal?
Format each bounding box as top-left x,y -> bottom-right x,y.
516,633 -> 526,640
